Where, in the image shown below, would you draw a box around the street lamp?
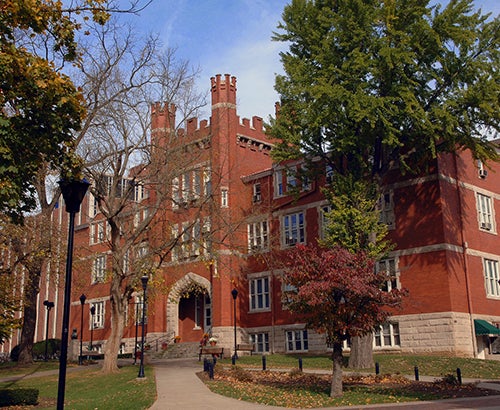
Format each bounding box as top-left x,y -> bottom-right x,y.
138,275 -> 149,378
56,178 -> 90,410
134,301 -> 139,365
90,305 -> 96,351
231,288 -> 238,362
79,294 -> 86,365
43,300 -> 54,361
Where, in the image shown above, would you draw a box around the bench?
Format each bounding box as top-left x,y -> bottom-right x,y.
236,343 -> 255,355
79,352 -> 103,362
199,346 -> 224,361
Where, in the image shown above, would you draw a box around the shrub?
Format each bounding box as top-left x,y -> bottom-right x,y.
0,388 -> 39,406
33,339 -> 61,359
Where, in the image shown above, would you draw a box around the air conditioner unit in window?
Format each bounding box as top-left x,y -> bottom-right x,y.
286,238 -> 297,246
480,222 -> 492,230
479,169 -> 488,178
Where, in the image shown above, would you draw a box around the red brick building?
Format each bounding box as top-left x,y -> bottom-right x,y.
2,74 -> 499,360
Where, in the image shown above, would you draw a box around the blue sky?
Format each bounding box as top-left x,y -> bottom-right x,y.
130,0 -> 499,122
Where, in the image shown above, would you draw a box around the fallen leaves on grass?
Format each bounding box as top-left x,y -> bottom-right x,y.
199,366 -> 499,408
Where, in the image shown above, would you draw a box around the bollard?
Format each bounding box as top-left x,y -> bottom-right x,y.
457,368 -> 462,385
203,358 -> 209,372
298,357 -> 303,372
375,362 -> 380,375
232,355 -> 236,365
414,366 -> 419,381
262,355 -> 267,371
208,361 -> 214,379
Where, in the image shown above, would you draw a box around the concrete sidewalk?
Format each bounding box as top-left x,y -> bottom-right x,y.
148,358 -> 500,410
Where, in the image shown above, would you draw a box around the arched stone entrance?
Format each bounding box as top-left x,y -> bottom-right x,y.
167,273 -> 211,342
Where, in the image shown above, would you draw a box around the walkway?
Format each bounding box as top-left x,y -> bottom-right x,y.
148,358 -> 500,410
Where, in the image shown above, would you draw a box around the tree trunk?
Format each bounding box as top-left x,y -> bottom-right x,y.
348,333 -> 374,369
101,282 -> 125,373
17,269 -> 41,365
330,341 -> 343,398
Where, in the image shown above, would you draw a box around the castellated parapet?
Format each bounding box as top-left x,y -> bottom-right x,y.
151,74 -> 273,153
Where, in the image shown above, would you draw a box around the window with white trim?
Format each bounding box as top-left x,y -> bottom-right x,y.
203,168 -> 212,196
172,177 -> 180,209
378,191 -> 395,229
283,212 -> 305,246
253,184 -> 261,203
286,330 -> 308,352
248,220 -> 269,252
286,167 -> 297,189
325,164 -> 334,184
484,258 -> 500,297
374,322 -> 400,348
250,276 -> 270,311
377,258 -> 400,291
477,193 -> 493,231
250,333 -> 269,353
221,189 -> 228,207
274,169 -> 284,197
320,205 -> 332,239
92,255 -> 106,283
91,301 -> 105,329
89,193 -> 98,217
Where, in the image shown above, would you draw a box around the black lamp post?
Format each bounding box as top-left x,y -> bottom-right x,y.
134,301 -> 139,365
138,275 -> 149,378
90,305 -> 96,351
43,300 -> 54,361
79,294 -> 86,365
56,178 -> 89,410
231,288 -> 238,362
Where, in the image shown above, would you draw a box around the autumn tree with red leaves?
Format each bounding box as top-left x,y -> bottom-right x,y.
282,244 -> 406,397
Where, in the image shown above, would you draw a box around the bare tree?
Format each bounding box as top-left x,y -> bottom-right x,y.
73,19 -> 207,372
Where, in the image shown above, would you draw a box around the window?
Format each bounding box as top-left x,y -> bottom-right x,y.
204,294 -> 211,330
378,191 -> 395,229
325,164 -> 334,184
91,301 -> 105,329
286,330 -> 308,352
477,193 -> 493,231
89,194 -> 98,217
221,189 -> 228,207
377,258 -> 399,291
92,255 -> 106,283
134,183 -> 147,202
253,184 -> 261,203
374,323 -> 400,348
122,250 -> 130,274
250,276 -> 270,311
172,177 -> 180,209
320,205 -> 332,239
250,333 -> 269,353
274,170 -> 284,197
283,212 -> 305,246
203,168 -> 212,196
193,170 -> 201,199
182,172 -> 190,201
171,225 -> 179,261
484,258 -> 500,297
286,168 -> 297,189
135,295 -> 145,324
248,220 -> 269,252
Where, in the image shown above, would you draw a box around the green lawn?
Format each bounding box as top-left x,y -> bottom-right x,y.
0,363 -> 156,409
221,353 -> 500,379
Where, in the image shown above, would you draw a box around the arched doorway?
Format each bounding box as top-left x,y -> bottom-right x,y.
167,273 -> 211,343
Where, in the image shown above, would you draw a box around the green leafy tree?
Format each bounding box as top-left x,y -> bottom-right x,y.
270,0 -> 499,367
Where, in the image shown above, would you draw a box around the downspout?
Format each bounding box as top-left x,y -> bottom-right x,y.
453,154 -> 477,357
